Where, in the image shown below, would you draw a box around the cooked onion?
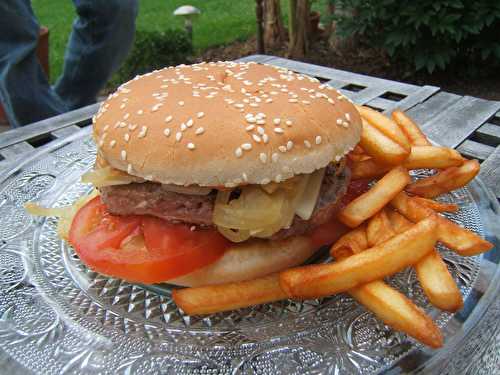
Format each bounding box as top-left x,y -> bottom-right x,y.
213,169 -> 325,241
25,190 -> 99,240
81,166 -> 144,187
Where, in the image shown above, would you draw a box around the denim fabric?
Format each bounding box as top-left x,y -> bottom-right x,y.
0,0 -> 138,127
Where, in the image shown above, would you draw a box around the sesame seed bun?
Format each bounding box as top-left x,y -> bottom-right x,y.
93,61 -> 362,187
168,235 -> 316,287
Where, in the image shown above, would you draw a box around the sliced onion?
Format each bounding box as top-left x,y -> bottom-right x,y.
25,190 -> 99,240
81,166 -> 143,187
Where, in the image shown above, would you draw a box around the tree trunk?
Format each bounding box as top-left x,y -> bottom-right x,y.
288,0 -> 310,58
255,0 -> 265,53
263,0 -> 286,48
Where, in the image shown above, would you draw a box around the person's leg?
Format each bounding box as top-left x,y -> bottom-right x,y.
54,0 -> 138,110
0,0 -> 68,127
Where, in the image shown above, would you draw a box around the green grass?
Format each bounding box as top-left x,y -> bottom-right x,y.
32,0 -> 258,83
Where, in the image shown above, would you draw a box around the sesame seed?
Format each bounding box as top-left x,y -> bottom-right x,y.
118,122 -> 127,128
123,113 -> 130,120
242,172 -> 248,181
304,140 -> 311,148
315,136 -> 322,145
302,100 -> 310,105
336,118 -> 343,125
327,98 -> 334,104
286,141 -> 294,150
176,132 -> 182,142
151,103 -> 162,112
270,91 -> 278,95
163,128 -> 171,137
278,146 -> 287,153
275,174 -> 282,182
109,140 -> 116,148
186,118 -> 194,127
272,153 -> 279,163
274,127 -> 284,134
195,127 -> 204,135
273,118 -> 281,125
138,126 -> 148,138
120,103 -> 126,109
252,134 -> 262,143
121,150 -> 127,160
266,98 -> 273,103
257,112 -> 266,118
335,155 -> 341,162
285,120 -> 293,126
345,113 -> 351,121
288,98 -> 298,103
241,143 -> 252,150
197,112 -> 204,118
342,121 -> 349,128
235,147 -> 243,158
246,117 -> 256,123
256,119 -> 265,125
181,123 -> 187,131
127,164 -> 133,174
262,134 -> 269,143
246,125 -> 255,131
165,115 -> 173,123
259,153 -> 267,163
257,126 -> 265,135
234,103 -> 244,108
261,178 -> 271,184
178,101 -> 185,106
249,103 -> 259,107
103,124 -> 110,131
124,133 -> 130,142
187,142 -> 196,150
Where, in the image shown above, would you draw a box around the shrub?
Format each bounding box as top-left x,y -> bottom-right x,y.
111,28 -> 193,87
330,0 -> 500,74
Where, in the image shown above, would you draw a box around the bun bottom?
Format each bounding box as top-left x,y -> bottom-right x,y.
168,236 -> 316,287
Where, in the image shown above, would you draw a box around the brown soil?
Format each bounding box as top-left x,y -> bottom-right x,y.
197,36 -> 500,101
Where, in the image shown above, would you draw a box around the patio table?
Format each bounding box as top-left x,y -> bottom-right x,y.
0,55 -> 498,374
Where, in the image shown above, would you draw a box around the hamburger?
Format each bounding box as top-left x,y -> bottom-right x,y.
70,61 -> 361,286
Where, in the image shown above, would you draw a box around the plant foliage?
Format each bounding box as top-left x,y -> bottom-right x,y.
330,0 -> 500,73
111,29 -> 193,86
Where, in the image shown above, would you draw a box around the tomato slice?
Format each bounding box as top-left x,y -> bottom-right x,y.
68,196 -> 228,284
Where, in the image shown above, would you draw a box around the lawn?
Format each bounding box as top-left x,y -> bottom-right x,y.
32,0 -> 258,83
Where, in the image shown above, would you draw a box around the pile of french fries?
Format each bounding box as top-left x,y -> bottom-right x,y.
173,107 -> 493,348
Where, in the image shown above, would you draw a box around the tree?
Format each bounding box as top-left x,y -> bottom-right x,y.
263,0 -> 286,48
288,0 -> 310,58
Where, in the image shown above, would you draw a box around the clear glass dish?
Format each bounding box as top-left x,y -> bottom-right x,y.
0,127 -> 498,374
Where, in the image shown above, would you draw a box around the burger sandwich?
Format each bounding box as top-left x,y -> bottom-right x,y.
57,61 -> 362,286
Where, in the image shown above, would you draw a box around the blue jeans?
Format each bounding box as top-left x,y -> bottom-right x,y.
0,0 -> 138,128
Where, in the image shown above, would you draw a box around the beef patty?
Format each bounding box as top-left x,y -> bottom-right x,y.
100,164 -> 350,240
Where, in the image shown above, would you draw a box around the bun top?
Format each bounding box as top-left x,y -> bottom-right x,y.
93,61 -> 361,187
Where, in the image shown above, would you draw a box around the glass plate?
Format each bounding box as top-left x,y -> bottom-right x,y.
0,127 -> 498,374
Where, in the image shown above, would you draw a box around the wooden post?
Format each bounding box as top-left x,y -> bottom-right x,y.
263,0 -> 286,48
288,0 -> 309,58
255,0 -> 265,54
288,0 -> 297,48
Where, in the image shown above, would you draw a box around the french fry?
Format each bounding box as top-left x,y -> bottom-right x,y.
352,145 -> 365,154
412,196 -> 459,213
347,153 -> 372,162
403,146 -> 464,169
280,216 -> 438,299
366,209 -> 396,247
415,250 -> 464,312
350,281 -> 443,348
332,228 -> 443,348
360,118 -> 410,165
356,105 -> 411,150
351,158 -> 391,180
330,224 -> 368,258
388,210 -> 463,312
390,192 -> 493,256
406,159 -> 480,198
172,274 -> 286,315
392,110 -> 431,146
338,166 -> 411,228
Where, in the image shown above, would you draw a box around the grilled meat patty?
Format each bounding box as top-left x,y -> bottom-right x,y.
100,164 -> 350,240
